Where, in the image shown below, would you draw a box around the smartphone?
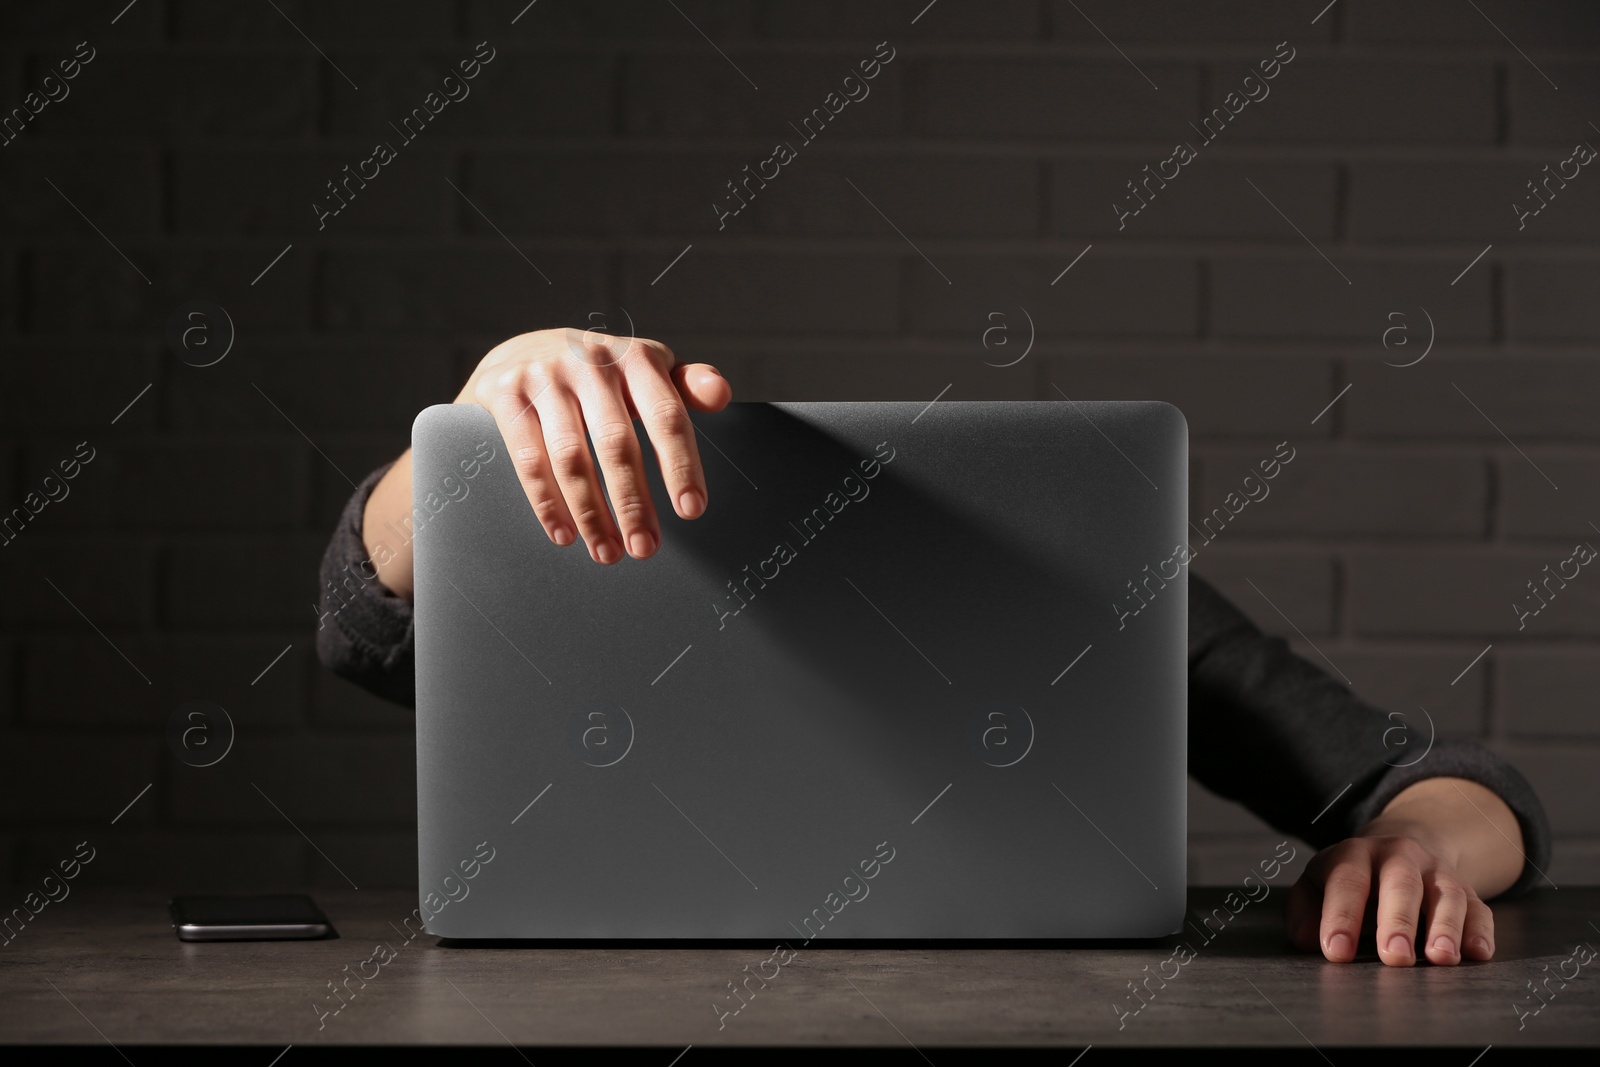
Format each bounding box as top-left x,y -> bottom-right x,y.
169,894 -> 332,941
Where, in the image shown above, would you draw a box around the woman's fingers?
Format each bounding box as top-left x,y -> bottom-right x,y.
1463,894 -> 1496,960
1310,844 -> 1372,963
1421,873 -> 1471,965
536,386 -> 624,564
484,375 -> 575,547
1372,847 -> 1427,966
625,357 -> 709,521
577,374 -> 660,560
674,361 -> 733,412
1292,835 -> 1497,967
468,331 -> 726,564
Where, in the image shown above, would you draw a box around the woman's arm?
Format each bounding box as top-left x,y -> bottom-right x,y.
361,328 -> 731,600
1185,573 -> 1552,967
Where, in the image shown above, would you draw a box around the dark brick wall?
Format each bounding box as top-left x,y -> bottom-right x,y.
1,0 -> 1598,890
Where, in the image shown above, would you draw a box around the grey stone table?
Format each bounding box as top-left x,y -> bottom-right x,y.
1,888 -> 1596,1058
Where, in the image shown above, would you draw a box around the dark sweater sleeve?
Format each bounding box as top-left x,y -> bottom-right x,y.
1186,572 -> 1552,899
314,461 -> 418,709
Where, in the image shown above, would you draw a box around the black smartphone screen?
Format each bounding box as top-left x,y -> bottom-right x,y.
169,894 -> 332,941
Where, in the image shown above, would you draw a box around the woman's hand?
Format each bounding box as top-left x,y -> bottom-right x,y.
456,328 -> 731,564
1283,777 -> 1525,966
361,328 -> 731,599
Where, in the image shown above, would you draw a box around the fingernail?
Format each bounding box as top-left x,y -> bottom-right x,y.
629,532 -> 654,559
1387,934 -> 1411,959
1327,932 -> 1352,959
1471,936 -> 1492,956
679,489 -> 704,518
596,540 -> 619,565
552,525 -> 574,546
1432,935 -> 1456,957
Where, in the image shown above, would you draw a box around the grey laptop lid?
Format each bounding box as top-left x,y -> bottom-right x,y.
411,401 -> 1188,939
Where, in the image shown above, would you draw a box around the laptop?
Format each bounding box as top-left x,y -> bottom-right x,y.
410,400 -> 1188,939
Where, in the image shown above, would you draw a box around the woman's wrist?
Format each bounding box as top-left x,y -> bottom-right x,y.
1358,776 -> 1523,898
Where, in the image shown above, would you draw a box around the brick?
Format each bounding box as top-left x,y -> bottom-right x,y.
1042,354 -> 1334,440
24,440 -> 305,530
322,249 -> 609,334
0,535 -> 156,628
164,536 -> 327,628
1190,549 -> 1337,638
0,737 -> 162,823
1491,743 -> 1600,837
1210,257 -> 1492,340
311,830 -> 419,890
763,2 -> 1038,40
23,831 -> 302,893
6,835 -> 90,895
1056,159 -> 1337,241
172,0 -> 456,41
1350,161 -> 1600,244
311,665 -> 416,728
1195,448 -> 1488,538
181,636 -> 303,722
1510,65 -> 1600,143
165,736 -> 417,826
1546,840 -> 1600,886
621,250 -> 899,335
0,343 -> 160,430
1509,261 -> 1600,341
0,636 -> 13,725
1347,0 -> 1600,45
0,248 -> 15,333
18,634 -> 305,729
1497,649 -> 1600,739
18,635 -> 165,728
908,254 -> 1197,338
763,2 -> 1039,40
747,353 -> 1039,402
0,151 -> 158,235
327,51 -> 610,138
26,245 -> 314,333
166,344 -> 455,435
471,0 -> 757,39
760,152 -> 1041,238
912,59 -> 1196,140
1347,548 -> 1600,638
310,441 -> 408,531
463,149 -> 758,238
1188,836 -> 1311,888
1346,355 -> 1600,442
0,2 -> 162,38
1051,1 -> 1331,43
173,149 -> 452,236
1498,454 -> 1600,538
30,52 -> 316,138
1337,646 -> 1488,739
1208,60 -> 1496,144
626,54 -> 905,137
